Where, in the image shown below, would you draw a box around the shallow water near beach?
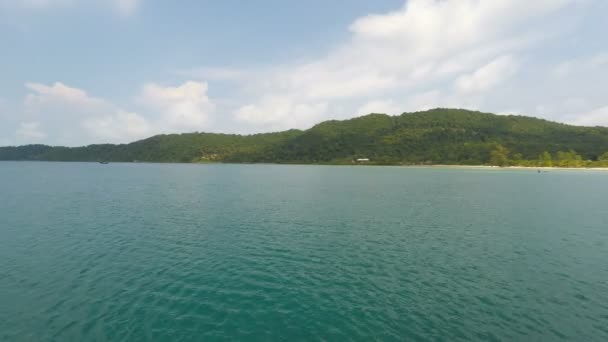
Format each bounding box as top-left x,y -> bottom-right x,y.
1,162 -> 607,341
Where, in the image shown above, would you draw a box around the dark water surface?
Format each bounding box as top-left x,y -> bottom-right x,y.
1,162 -> 607,341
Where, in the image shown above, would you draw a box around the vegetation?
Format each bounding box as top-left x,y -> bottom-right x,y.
490,145 -> 510,167
508,150 -> 608,168
2,108 -> 608,167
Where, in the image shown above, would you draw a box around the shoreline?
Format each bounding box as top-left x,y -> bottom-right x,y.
400,165 -> 608,171
2,160 -> 608,171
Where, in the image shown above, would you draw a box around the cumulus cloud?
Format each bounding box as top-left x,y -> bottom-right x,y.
6,80 -> 216,145
82,110 -> 151,142
455,55 -> 519,93
25,82 -> 105,108
532,50 -> 608,123
235,96 -> 328,131
22,82 -> 150,145
139,81 -> 215,131
4,0 -> 608,146
228,0 -> 575,131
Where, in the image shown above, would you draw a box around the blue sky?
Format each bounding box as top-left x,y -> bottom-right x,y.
1,0 -> 607,146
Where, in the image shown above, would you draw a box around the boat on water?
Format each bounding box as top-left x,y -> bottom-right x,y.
99,161 -> 109,164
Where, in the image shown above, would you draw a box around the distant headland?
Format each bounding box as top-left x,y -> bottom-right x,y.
2,108 -> 608,168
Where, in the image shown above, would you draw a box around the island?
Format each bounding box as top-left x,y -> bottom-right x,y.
2,108 -> 608,168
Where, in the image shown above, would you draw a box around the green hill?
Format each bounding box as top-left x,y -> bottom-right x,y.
2,109 -> 608,166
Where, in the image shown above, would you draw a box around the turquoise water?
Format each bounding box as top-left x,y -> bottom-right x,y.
1,162 -> 607,341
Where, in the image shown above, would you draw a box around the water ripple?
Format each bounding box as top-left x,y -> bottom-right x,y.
1,163 -> 608,341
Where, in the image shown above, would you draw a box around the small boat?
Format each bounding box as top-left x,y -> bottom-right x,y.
99,161 -> 109,164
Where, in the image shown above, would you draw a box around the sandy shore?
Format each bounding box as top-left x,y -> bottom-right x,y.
407,165 -> 608,171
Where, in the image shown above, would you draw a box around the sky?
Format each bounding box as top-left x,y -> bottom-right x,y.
0,0 -> 607,146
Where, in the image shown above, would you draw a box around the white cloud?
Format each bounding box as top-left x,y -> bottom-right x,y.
553,52 -> 608,78
528,50 -> 608,124
25,82 -> 105,108
112,0 -> 140,16
10,81 -> 217,145
15,81 -> 218,145
0,0 -> 141,15
401,89 -> 483,113
403,90 -> 446,112
454,55 -> 519,93
177,67 -> 255,82
0,0 -> 72,9
25,0 -> 69,8
139,81 -> 215,131
16,122 -> 46,141
235,96 -> 328,131
569,106 -> 608,127
4,0 -> 607,146
228,0 -> 574,131
357,100 -> 401,116
21,82 -> 150,145
356,91 -> 456,118
83,110 -> 151,142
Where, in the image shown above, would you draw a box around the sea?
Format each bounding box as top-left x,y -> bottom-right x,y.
1,162 -> 607,341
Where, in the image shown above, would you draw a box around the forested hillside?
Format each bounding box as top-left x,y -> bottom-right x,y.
2,109 -> 608,166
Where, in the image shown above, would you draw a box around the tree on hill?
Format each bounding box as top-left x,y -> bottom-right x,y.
490,145 -> 510,167
538,151 -> 553,167
556,150 -> 584,167
597,152 -> 608,166
2,109 -> 608,166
